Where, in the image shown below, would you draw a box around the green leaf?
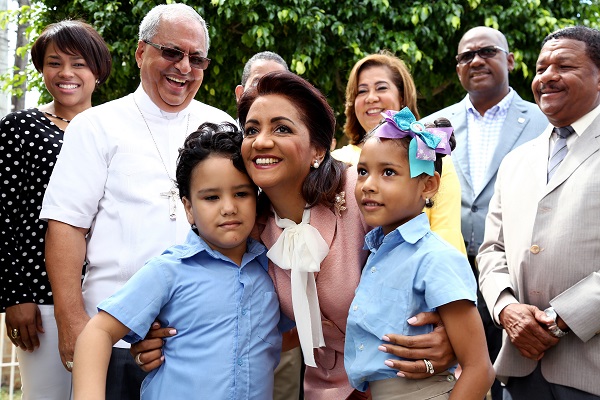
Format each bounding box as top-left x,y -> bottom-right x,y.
294,59 -> 306,75
451,15 -> 460,30
8,0 -> 596,136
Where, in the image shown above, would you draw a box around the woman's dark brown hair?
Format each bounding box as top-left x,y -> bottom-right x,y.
238,70 -> 346,209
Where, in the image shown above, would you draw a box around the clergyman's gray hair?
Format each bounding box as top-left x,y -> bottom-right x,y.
138,3 -> 209,52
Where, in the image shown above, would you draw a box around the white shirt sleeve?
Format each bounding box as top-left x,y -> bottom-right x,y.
40,111 -> 109,228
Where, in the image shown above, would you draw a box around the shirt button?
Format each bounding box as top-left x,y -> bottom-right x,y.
471,205 -> 478,212
358,344 -> 364,351
242,309 -> 247,315
238,358 -> 243,366
530,245 -> 540,254
353,305 -> 358,311
370,267 -> 377,273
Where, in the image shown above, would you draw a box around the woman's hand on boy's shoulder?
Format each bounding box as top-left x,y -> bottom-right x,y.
129,321 -> 176,372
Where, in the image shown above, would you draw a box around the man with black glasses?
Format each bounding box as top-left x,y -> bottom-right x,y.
423,26 -> 547,400
40,4 -> 233,399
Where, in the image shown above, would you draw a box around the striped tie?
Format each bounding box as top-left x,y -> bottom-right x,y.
547,126 -> 574,183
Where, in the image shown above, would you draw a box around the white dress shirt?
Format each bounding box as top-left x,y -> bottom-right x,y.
40,86 -> 234,346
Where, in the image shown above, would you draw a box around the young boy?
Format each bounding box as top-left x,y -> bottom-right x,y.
73,122 -> 288,399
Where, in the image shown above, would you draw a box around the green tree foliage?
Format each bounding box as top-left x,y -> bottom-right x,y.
6,0 -> 600,138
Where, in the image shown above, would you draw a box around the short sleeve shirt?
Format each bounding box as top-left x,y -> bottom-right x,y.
99,230 -> 284,399
344,213 -> 477,391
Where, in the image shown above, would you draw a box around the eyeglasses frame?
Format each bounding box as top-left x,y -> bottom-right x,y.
142,40 -> 211,70
455,45 -> 509,65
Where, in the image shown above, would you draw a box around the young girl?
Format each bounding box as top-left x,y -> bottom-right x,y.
72,122 -> 287,399
345,108 -> 494,399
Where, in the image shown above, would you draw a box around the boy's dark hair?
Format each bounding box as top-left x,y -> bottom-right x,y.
176,122 -> 252,200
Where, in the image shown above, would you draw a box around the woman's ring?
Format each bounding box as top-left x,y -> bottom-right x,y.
423,359 -> 435,374
65,361 -> 74,369
10,328 -> 20,339
135,353 -> 144,367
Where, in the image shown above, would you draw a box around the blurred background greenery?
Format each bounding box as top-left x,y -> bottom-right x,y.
2,0 -> 599,140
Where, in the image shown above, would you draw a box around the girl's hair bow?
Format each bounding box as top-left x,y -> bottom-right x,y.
372,107 -> 453,177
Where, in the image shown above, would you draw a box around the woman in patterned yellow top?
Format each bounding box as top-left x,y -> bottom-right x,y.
332,51 -> 466,253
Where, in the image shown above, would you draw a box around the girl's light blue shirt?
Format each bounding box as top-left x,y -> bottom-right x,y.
344,213 -> 476,392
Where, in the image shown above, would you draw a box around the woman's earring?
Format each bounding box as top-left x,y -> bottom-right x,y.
425,198 -> 433,207
313,160 -> 320,169
95,79 -> 100,85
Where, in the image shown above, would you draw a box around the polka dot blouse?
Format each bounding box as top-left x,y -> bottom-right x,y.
1,108 -> 64,310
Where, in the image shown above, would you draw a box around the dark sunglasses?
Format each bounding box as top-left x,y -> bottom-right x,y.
143,40 -> 211,70
455,45 -> 508,65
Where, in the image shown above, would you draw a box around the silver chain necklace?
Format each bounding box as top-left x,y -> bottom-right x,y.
133,97 -> 190,220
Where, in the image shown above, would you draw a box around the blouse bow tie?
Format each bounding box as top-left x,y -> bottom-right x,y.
267,208 -> 329,367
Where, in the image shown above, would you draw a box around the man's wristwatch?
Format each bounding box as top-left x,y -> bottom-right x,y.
544,307 -> 569,338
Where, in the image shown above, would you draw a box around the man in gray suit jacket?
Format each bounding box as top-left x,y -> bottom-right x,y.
478,26 -> 600,399
423,26 -> 547,400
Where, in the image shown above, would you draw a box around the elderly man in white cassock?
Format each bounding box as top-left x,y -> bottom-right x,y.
40,4 -> 234,398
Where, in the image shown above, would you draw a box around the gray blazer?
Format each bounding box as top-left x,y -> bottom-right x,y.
424,93 -> 547,256
478,115 -> 600,395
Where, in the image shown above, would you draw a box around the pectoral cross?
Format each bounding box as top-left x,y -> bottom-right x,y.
161,183 -> 179,220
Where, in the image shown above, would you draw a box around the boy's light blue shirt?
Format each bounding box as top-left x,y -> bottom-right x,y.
99,229 -> 290,400
344,213 -> 476,392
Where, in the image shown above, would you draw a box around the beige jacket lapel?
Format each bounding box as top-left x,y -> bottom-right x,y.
544,120 -> 600,196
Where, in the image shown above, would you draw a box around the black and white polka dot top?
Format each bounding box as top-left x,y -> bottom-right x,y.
1,108 -> 64,310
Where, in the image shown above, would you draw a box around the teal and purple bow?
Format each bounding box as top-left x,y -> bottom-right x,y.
372,107 -> 453,177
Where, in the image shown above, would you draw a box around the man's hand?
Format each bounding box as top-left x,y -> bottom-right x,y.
55,310 -> 90,371
378,311 -> 456,379
129,322 -> 176,372
499,303 -> 558,360
5,303 -> 44,351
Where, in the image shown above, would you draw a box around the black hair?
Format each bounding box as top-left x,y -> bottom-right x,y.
237,71 -> 347,211
31,20 -> 112,85
176,122 -> 253,200
542,26 -> 600,69
363,117 -> 456,208
424,117 -> 457,177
